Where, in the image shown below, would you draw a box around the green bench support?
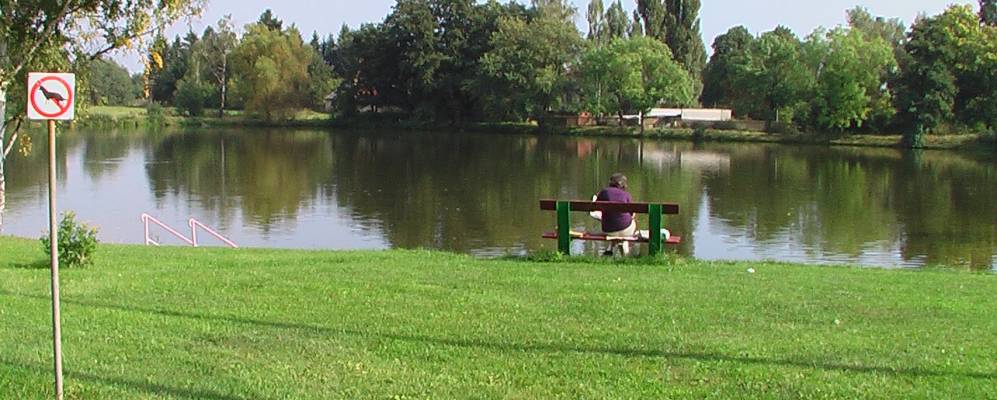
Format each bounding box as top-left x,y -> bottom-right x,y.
541,199 -> 681,256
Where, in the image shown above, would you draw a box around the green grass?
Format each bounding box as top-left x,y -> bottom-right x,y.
1,236 -> 994,399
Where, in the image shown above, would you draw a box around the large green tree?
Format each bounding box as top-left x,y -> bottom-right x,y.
894,5 -> 993,145
230,19 -> 313,121
0,0 -> 203,228
478,0 -> 582,124
603,1 -> 629,40
86,58 -> 140,106
636,0 -> 707,92
701,26 -> 754,111
738,27 -> 814,123
580,36 -> 693,133
810,28 -> 896,130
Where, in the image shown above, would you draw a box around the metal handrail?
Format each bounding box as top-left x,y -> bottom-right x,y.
141,213 -> 193,246
189,218 -> 239,248
140,213 -> 237,248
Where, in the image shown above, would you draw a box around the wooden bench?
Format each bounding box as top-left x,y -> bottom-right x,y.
540,199 -> 681,256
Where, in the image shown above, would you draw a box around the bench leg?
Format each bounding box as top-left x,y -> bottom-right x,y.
648,204 -> 662,256
557,200 -> 571,255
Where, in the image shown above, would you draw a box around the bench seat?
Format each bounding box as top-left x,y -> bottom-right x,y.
542,231 -> 682,244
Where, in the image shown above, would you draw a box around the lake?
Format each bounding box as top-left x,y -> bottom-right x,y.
1,127 -> 994,270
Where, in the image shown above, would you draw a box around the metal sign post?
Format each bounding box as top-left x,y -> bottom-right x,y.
28,72 -> 75,400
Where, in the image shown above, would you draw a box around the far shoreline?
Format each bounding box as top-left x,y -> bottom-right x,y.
72,105 -> 996,152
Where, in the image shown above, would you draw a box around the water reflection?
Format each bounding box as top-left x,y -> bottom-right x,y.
1,127 -> 994,269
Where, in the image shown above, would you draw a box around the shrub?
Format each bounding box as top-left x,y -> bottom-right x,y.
146,102 -> 166,126
175,79 -> 213,117
40,212 -> 99,268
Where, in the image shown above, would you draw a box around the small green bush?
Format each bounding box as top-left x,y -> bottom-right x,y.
40,212 -> 99,268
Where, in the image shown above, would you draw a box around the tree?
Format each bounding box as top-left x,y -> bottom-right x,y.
738,27 -> 814,123
230,21 -> 313,121
478,1 -> 583,124
86,58 -> 140,106
701,26 -> 754,110
637,0 -> 707,91
195,16 -> 238,117
586,0 -> 605,42
603,1 -> 629,40
580,37 -> 694,134
810,28 -> 896,130
982,0 -> 997,26
0,0 -> 203,228
894,5 -> 993,144
257,9 -> 283,31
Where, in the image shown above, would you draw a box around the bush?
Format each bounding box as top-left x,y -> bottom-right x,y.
146,102 -> 166,126
175,79 -> 213,117
40,212 -> 99,268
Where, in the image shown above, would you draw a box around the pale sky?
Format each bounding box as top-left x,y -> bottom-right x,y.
112,0 -> 978,73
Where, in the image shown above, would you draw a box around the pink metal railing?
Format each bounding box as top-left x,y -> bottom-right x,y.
140,213 -> 237,248
189,218 -> 239,248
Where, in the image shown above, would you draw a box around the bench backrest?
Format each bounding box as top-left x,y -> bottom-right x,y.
539,199 -> 679,214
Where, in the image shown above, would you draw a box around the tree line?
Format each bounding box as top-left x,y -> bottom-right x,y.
103,1 -> 997,144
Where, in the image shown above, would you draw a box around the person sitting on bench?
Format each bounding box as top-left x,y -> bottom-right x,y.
596,173 -> 636,256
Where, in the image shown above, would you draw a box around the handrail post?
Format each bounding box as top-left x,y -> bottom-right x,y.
648,203 -> 662,256
556,200 -> 571,255
189,219 -> 198,247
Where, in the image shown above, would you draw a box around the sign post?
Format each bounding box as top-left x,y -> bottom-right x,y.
27,72 -> 75,400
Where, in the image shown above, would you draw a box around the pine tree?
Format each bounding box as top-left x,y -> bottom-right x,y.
636,0 -> 706,93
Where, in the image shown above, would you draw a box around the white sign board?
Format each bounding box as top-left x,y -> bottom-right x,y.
27,72 -> 76,120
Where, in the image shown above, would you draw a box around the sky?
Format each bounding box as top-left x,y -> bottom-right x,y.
112,0 -> 979,73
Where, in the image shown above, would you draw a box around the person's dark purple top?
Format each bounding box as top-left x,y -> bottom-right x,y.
597,186 -> 633,232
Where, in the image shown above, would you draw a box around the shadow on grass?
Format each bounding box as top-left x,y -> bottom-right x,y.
3,290 -> 995,382
0,359 -> 260,400
3,260 -> 49,270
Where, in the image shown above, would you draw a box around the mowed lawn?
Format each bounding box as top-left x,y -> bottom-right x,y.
1,236 -> 994,399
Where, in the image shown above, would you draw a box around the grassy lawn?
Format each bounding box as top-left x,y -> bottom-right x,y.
1,236 -> 994,399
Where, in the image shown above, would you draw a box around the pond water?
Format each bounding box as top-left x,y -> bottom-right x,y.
1,127 -> 994,270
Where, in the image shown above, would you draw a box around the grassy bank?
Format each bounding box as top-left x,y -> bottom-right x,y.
1,236 -> 994,399
568,125 -> 991,151
80,106 -> 994,151
77,106 -> 331,129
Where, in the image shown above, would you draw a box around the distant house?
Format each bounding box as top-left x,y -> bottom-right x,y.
617,108 -> 733,129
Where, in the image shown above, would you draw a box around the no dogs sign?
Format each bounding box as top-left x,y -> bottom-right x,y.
27,72 -> 76,120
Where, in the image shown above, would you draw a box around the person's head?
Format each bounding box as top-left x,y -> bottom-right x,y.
608,173 -> 628,190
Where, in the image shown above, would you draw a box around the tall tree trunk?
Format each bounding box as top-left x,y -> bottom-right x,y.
0,86 -> 8,231
218,55 -> 227,118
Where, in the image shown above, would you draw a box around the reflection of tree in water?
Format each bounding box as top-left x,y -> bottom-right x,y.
145,130 -> 335,232
0,131 -> 80,231
81,130 -> 135,180
890,151 -> 997,268
700,144 -> 996,269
